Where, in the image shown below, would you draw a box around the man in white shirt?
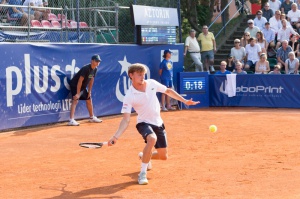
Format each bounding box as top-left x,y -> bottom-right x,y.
108,63 -> 199,185
287,3 -> 300,29
254,10 -> 268,30
245,37 -> 262,70
269,0 -> 282,13
184,29 -> 203,72
269,10 -> 283,33
23,0 -> 49,20
276,19 -> 299,49
245,19 -> 260,38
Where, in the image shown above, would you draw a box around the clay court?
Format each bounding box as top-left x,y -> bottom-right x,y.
1,107 -> 300,199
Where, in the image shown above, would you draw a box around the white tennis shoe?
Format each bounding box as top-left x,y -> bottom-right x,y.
161,107 -> 168,111
68,119 -> 79,126
138,152 -> 152,170
89,116 -> 102,123
138,171 -> 148,185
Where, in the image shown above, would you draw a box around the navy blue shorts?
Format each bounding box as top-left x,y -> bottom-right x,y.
136,122 -> 168,149
161,79 -> 173,88
70,87 -> 90,100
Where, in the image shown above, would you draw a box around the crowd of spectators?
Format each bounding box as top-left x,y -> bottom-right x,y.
217,0 -> 300,75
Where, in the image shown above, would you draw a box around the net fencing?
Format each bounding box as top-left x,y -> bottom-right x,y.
0,0 -> 178,43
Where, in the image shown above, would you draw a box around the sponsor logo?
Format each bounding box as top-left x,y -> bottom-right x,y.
115,56 -> 151,102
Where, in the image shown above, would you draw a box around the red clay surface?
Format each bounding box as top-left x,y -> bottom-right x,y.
1,107 -> 300,199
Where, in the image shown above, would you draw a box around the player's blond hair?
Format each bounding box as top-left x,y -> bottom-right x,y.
128,63 -> 147,79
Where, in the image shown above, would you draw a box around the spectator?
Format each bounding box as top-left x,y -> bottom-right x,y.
226,54 -> 236,72
198,25 -> 216,73
8,0 -> 31,26
269,0 -> 282,13
231,38 -> 246,67
280,13 -> 292,27
184,29 -> 203,72
297,0 -> 300,10
215,61 -> 231,74
276,19 -> 299,49
277,40 -> 293,67
23,0 -> 49,20
281,0 -> 292,15
256,31 -> 268,53
255,53 -> 270,74
159,50 -> 175,111
245,19 -> 260,38
285,51 -> 299,74
287,3 -> 300,30
240,31 -> 251,47
245,37 -> 262,71
262,22 -> 276,49
269,10 -> 282,34
288,34 -> 299,56
254,10 -> 268,30
262,2 -> 274,21
269,65 -> 282,74
233,61 -> 247,74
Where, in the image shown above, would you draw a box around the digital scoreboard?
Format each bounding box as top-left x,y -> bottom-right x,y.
178,72 -> 209,109
137,26 -> 176,45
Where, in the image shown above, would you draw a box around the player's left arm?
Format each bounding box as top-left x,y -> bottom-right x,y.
164,88 -> 200,106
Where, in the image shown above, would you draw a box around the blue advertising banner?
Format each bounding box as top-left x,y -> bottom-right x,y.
0,43 -> 183,130
209,74 -> 300,108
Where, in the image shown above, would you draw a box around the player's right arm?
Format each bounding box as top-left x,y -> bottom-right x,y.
74,76 -> 84,100
108,113 -> 130,146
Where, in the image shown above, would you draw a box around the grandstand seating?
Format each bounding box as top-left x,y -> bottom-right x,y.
48,13 -> 58,21
79,22 -> 88,28
62,21 -> 71,28
70,21 -> 78,28
57,14 -> 66,21
31,20 -> 42,27
41,20 -> 52,28
51,20 -> 60,28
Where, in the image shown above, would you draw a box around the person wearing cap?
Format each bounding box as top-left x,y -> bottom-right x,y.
262,22 -> 275,49
254,10 -> 268,30
262,3 -> 274,21
198,25 -> 216,73
68,54 -> 102,126
231,38 -> 246,68
159,50 -> 175,111
184,29 -> 203,72
245,19 -> 260,38
215,61 -> 231,74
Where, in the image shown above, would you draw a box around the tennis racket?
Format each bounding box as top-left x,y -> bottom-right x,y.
79,141 -> 114,149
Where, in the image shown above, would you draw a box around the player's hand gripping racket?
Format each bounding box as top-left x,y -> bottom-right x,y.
79,141 -> 114,149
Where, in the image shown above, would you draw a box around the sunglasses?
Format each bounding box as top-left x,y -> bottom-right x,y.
245,35 -> 250,36
235,42 -> 240,43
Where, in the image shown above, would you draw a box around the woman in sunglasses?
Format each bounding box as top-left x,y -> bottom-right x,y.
240,31 -> 251,47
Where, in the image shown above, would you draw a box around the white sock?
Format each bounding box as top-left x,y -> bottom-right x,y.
141,163 -> 148,173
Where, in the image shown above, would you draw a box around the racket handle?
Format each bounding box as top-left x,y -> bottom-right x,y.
103,141 -> 114,145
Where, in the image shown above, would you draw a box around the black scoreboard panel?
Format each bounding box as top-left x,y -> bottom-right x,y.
137,25 -> 176,45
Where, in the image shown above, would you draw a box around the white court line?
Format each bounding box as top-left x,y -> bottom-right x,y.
8,111 -> 70,120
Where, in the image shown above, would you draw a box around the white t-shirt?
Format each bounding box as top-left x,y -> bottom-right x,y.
230,47 -> 246,61
185,36 -> 201,52
269,16 -> 282,33
121,79 -> 167,126
287,10 -> 300,22
269,0 -> 281,13
254,17 -> 268,30
277,26 -> 298,41
23,0 -> 43,12
245,44 -> 262,62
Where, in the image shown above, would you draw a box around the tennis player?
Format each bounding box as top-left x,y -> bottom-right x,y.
68,54 -> 102,126
108,63 -> 200,185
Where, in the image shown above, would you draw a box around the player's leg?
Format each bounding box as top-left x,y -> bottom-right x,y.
68,87 -> 80,126
85,91 -> 102,123
151,123 -> 168,160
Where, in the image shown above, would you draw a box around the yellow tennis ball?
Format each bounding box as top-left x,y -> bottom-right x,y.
209,125 -> 217,133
